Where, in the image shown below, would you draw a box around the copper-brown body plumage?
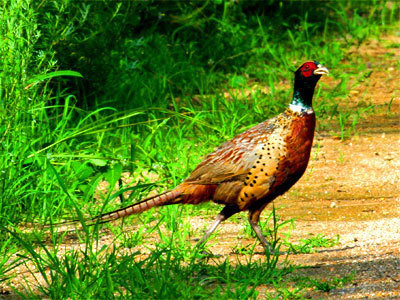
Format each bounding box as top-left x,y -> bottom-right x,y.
93,61 -> 329,252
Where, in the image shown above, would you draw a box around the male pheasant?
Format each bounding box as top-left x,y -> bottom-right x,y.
91,61 -> 329,251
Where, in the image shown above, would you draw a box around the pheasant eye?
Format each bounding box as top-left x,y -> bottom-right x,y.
301,63 -> 315,77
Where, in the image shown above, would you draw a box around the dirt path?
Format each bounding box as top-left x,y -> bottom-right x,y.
278,131 -> 400,299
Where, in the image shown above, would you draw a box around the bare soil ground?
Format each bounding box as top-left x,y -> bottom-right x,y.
1,35 -> 399,299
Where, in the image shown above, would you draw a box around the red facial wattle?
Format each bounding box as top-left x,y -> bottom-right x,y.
300,62 -> 317,78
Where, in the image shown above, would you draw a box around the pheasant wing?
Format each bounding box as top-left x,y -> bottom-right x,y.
185,117 -> 278,185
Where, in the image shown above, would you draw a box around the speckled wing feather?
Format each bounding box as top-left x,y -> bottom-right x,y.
179,113 -> 292,208
184,116 -> 279,185
237,109 -> 316,210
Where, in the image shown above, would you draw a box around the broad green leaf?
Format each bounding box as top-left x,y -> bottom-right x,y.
27,70 -> 83,85
104,163 -> 123,188
89,158 -> 108,167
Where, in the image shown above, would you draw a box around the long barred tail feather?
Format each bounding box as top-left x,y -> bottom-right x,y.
47,188 -> 183,229
89,189 -> 183,224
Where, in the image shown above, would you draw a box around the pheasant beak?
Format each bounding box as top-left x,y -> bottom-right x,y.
314,64 -> 329,75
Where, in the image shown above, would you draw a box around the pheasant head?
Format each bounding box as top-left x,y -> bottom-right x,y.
291,61 -> 329,112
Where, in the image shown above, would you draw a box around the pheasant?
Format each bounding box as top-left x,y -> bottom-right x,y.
91,61 -> 329,252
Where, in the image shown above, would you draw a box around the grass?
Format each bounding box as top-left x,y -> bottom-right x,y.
2,205 -> 343,299
336,105 -> 375,140
3,207 -> 296,299
287,234 -> 340,254
1,0 -> 399,298
293,272 -> 355,293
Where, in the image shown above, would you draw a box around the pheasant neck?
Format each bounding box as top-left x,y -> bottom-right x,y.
289,85 -> 315,113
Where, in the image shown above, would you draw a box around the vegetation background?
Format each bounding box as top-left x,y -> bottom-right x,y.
0,0 -> 398,298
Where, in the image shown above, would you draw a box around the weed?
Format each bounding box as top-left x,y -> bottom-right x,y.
312,141 -> 322,161
270,286 -> 308,300
294,272 -> 355,292
287,234 -> 340,254
387,97 -> 395,112
336,105 -> 375,140
338,151 -> 345,164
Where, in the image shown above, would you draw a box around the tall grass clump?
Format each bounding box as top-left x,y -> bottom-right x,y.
1,0 -> 48,225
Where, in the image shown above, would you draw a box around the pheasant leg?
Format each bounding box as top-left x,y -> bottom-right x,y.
196,205 -> 240,248
195,213 -> 225,247
248,217 -> 275,253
